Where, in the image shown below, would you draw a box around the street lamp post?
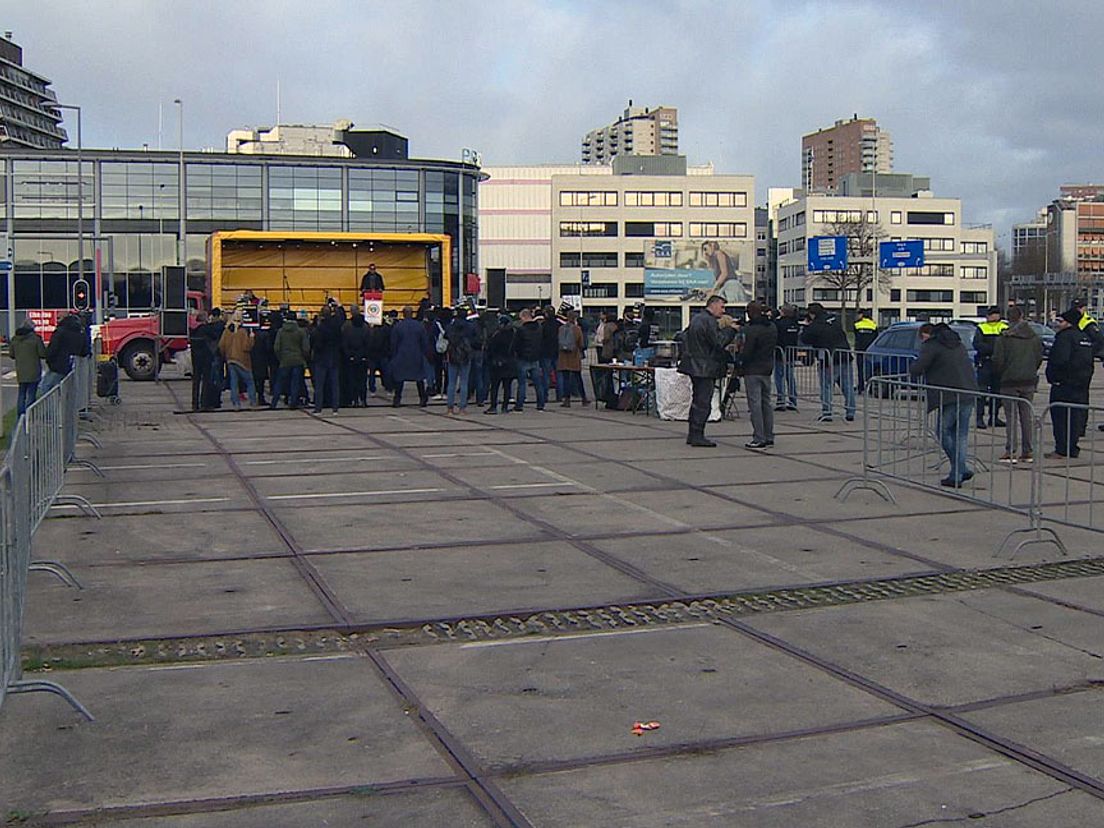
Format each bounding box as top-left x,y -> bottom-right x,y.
55,104 -> 87,318
173,99 -> 184,268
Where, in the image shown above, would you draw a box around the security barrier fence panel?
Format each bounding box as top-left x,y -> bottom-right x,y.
838,375 -> 1068,557
1035,401 -> 1104,537
0,362 -> 96,721
774,347 -> 868,419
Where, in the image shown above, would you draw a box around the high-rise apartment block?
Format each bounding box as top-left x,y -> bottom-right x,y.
581,103 -> 677,165
801,115 -> 892,193
0,33 -> 67,149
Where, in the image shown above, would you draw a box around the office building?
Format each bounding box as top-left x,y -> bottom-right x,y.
1009,188 -> 1104,316
0,145 -> 479,334
776,190 -> 996,323
0,33 -> 67,149
478,164 -> 611,309
479,160 -> 755,330
581,103 -> 678,165
801,115 -> 892,194
551,164 -> 754,333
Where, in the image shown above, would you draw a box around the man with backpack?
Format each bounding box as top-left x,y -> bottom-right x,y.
484,314 -> 518,414
8,318 -> 47,415
444,310 -> 477,415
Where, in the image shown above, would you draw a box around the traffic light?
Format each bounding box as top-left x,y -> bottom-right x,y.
72,278 -> 90,311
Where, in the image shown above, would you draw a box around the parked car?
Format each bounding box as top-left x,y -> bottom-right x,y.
862,321 -> 979,396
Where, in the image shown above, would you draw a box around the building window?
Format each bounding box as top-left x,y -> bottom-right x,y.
891,210 -> 902,224
582,283 -> 619,299
961,241 -> 988,254
268,166 -> 342,231
186,163 -> 261,222
688,191 -> 748,207
961,266 -> 988,279
625,221 -> 682,237
907,210 -> 955,225
559,221 -> 618,237
562,251 -> 618,268
12,159 -> 95,220
907,263 -> 955,277
561,282 -> 581,295
349,168 -> 420,232
811,209 -> 874,224
921,238 -> 955,252
625,283 -> 645,298
625,251 -> 644,268
689,222 -> 747,238
907,290 -> 954,302
100,161 -> 181,220
624,191 -> 683,207
559,190 -> 618,207
890,289 -> 901,302
960,291 -> 987,303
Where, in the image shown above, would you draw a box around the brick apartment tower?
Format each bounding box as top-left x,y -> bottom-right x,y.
801,115 -> 892,193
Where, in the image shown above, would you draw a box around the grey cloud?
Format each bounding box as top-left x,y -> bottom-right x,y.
7,0 -> 1102,245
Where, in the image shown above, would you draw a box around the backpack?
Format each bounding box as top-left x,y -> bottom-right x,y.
558,323 -> 575,352
434,322 -> 448,354
447,328 -> 473,365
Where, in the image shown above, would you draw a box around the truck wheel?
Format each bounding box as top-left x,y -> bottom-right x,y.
120,341 -> 157,381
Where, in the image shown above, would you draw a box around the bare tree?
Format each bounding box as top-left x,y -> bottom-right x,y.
806,215 -> 894,328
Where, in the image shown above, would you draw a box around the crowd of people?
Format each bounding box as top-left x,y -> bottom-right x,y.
7,312 -> 90,416
187,300 -> 598,416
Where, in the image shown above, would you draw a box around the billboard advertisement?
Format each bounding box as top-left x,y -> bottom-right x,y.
643,239 -> 753,304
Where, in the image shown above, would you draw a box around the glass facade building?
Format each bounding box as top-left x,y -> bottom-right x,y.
0,148 -> 480,333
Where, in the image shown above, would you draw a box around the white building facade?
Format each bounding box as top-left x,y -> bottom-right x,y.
776,193 -> 996,323
550,169 -> 754,332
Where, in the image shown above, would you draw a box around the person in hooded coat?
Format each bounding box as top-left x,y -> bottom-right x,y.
909,322 -> 978,487
8,319 -> 47,415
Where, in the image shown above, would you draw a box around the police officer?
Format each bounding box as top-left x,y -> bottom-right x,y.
972,305 -> 1008,429
853,309 -> 879,394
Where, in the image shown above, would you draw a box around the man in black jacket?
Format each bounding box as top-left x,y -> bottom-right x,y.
801,303 -> 855,422
909,323 -> 977,487
853,309 -> 879,394
40,313 -> 90,395
513,308 -> 546,411
1046,309 -> 1095,459
359,263 -> 385,295
740,301 -> 778,449
678,295 -> 737,446
972,306 -> 1009,429
773,304 -> 800,411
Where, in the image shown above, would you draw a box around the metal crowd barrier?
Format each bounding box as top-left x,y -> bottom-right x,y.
0,364 -> 99,721
1032,401 -> 1104,539
774,346 -> 869,419
837,375 -> 1071,557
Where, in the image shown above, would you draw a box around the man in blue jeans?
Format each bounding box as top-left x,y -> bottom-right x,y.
800,302 -> 855,422
909,322 -> 977,487
513,308 -> 546,411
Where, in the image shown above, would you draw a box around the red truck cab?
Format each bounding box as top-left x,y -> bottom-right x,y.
99,290 -> 207,380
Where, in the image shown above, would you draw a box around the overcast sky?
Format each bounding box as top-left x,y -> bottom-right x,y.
8,0 -> 1102,247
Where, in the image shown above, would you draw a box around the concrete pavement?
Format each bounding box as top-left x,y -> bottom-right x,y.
3,375 -> 1104,826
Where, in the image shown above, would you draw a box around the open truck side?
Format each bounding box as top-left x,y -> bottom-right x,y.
206,230 -> 452,317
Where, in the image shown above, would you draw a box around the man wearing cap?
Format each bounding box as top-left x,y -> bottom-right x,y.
1071,298 -> 1104,357
1046,309 -> 1095,459
971,306 -> 1009,429
678,295 -> 737,447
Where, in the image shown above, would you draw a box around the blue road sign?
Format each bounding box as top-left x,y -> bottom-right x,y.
879,239 -> 925,269
807,236 -> 848,272
0,261 -> 11,273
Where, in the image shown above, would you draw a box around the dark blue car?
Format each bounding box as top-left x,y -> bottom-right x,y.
862,321 -> 979,395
